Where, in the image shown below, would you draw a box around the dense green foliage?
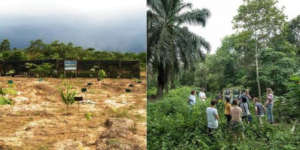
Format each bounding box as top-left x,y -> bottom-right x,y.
147,0 -> 299,149
25,63 -> 54,77
0,39 -> 146,70
148,87 -> 300,150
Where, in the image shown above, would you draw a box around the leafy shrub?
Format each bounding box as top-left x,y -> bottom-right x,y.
0,88 -> 5,96
0,96 -> 12,105
60,82 -> 76,113
26,63 -> 54,77
6,69 -> 15,76
98,69 -> 106,81
85,112 -> 93,120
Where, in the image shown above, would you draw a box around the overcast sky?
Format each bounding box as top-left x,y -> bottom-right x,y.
186,0 -> 300,53
0,0 -> 146,52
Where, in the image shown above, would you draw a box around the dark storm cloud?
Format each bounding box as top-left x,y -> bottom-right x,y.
0,13 -> 146,52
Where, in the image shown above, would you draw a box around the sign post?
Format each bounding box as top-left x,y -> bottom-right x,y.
64,60 -> 77,77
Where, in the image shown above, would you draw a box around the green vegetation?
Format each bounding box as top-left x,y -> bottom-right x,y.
0,39 -> 146,70
84,112 -> 93,120
97,69 -> 106,81
2,88 -> 17,95
148,87 -> 299,150
0,96 -> 12,105
147,0 -> 211,97
60,82 -> 76,114
147,0 -> 299,149
26,63 -> 54,77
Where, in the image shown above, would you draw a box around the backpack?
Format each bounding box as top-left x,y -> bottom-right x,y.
256,103 -> 265,114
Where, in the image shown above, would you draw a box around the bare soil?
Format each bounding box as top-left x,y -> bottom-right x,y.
0,74 -> 146,150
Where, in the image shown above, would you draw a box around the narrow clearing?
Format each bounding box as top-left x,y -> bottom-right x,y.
0,76 -> 146,150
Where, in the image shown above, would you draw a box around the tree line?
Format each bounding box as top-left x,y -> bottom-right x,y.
0,39 -> 146,69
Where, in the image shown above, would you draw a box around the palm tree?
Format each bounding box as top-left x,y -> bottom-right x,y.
147,0 -> 211,97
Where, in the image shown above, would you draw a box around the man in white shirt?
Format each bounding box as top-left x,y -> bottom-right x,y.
206,100 -> 219,136
188,90 -> 196,105
199,88 -> 207,101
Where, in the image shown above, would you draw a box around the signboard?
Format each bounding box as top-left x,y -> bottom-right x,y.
64,60 -> 77,71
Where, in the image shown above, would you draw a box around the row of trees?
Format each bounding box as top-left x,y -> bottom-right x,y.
0,39 -> 146,69
192,0 -> 299,98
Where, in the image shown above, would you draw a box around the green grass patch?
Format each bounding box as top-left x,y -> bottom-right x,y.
3,88 -> 17,95
0,96 -> 13,105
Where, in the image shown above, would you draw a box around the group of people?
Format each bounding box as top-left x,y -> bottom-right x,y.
188,88 -> 275,138
188,88 -> 207,105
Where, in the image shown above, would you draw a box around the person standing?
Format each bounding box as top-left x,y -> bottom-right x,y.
265,88 -> 274,124
224,97 -> 232,124
188,90 -> 196,106
230,100 -> 244,140
215,92 -> 222,102
240,96 -> 252,123
199,88 -> 207,102
240,90 -> 251,105
254,97 -> 265,125
206,100 -> 219,136
224,89 -> 232,104
245,89 -> 252,102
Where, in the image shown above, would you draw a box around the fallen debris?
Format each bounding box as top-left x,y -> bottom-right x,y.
96,118 -> 142,150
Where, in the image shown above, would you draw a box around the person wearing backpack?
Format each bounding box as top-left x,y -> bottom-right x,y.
254,97 -> 265,125
245,89 -> 252,102
265,88 -> 274,124
240,96 -> 252,123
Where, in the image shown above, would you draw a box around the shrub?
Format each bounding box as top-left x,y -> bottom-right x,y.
0,96 -> 12,105
27,63 -> 54,77
147,87 -> 300,150
60,82 -> 76,114
98,69 -> 106,81
85,112 -> 93,120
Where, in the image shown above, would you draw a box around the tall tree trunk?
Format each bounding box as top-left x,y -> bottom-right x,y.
157,64 -> 165,97
170,71 -> 176,89
255,41 -> 262,100
171,79 -> 176,89
164,66 -> 169,94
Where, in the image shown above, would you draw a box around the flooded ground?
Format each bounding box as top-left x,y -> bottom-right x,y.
0,74 -> 146,150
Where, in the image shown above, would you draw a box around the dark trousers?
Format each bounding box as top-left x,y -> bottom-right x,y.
225,114 -> 232,124
208,127 -> 215,136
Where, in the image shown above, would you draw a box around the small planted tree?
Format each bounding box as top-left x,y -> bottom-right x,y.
60,83 -> 76,115
97,69 -> 106,82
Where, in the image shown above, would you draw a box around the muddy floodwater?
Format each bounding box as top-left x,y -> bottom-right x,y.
0,75 -> 146,150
